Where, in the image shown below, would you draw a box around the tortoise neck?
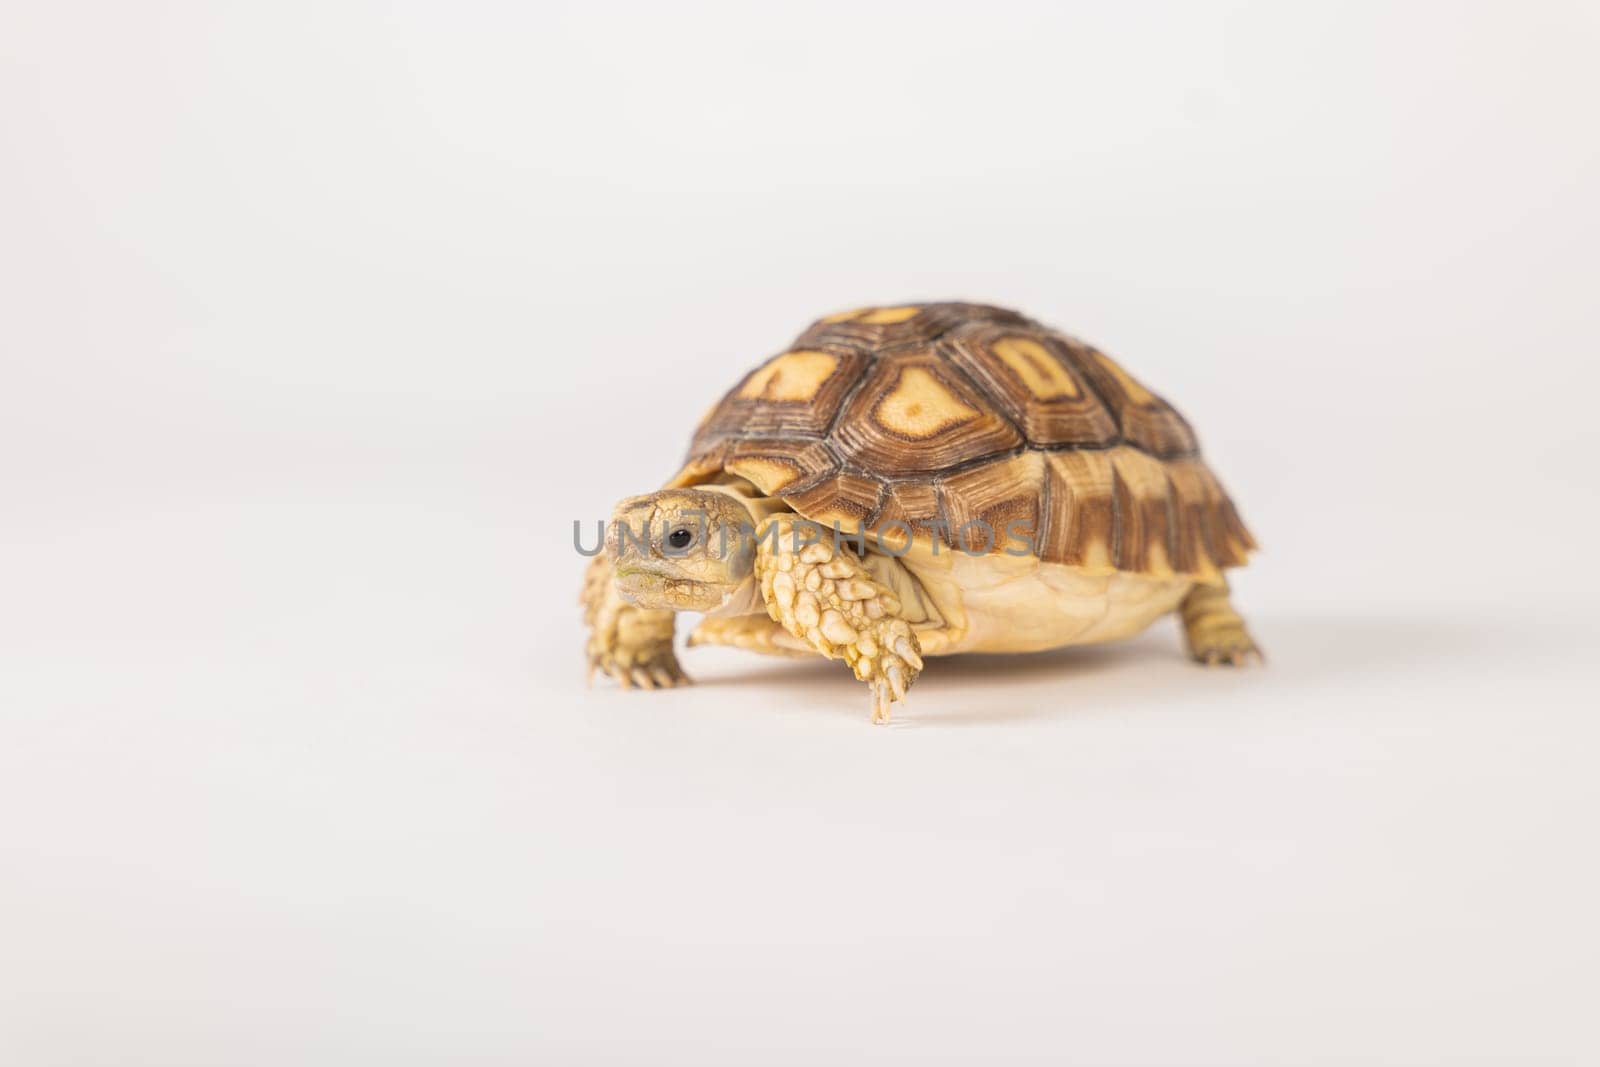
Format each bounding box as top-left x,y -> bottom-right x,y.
704,574 -> 762,618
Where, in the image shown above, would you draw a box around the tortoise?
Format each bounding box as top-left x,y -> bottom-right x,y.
581,302 -> 1260,723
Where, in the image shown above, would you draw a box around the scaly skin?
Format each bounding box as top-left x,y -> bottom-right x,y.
1179,580 -> 1263,666
754,516 -> 923,724
580,555 -> 690,689
687,614 -> 813,657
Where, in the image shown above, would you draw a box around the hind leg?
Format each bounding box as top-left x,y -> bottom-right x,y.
687,614 -> 814,658
1180,579 -> 1263,666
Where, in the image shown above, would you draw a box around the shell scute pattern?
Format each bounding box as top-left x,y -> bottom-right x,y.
723,437 -> 838,496
690,342 -> 867,451
671,304 -> 1254,578
1066,337 -> 1200,458
940,323 -> 1120,448
830,348 -> 1024,475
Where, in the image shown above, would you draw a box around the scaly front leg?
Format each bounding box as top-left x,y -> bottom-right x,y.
580,555 -> 689,689
754,517 -> 923,723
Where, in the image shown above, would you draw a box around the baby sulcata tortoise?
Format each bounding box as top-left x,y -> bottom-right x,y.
582,302 -> 1260,723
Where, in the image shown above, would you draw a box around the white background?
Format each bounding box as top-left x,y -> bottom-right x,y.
4,2 -> 1598,1064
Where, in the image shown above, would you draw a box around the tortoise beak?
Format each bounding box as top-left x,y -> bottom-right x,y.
612,565 -> 713,610
611,568 -> 653,604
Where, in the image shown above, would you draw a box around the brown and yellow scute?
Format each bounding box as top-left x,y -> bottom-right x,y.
671,303 -> 1255,578
690,342 -> 867,444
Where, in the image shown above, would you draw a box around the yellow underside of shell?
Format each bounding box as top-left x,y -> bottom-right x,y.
895,546 -> 1193,656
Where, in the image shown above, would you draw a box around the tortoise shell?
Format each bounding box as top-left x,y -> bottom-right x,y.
667,303 -> 1255,580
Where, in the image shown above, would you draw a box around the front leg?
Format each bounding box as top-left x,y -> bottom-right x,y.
754,517 -> 923,724
580,555 -> 689,689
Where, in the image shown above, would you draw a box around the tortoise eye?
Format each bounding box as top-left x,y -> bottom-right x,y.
667,526 -> 694,550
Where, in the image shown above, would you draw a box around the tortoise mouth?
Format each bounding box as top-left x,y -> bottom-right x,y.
614,567 -> 721,610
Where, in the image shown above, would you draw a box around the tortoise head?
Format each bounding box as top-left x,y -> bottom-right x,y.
607,489 -> 757,612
